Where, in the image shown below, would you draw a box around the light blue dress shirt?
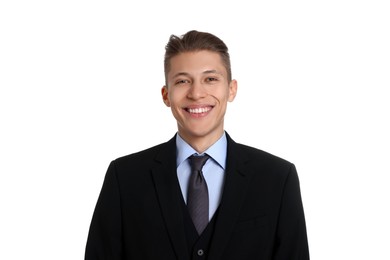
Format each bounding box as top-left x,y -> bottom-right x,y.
176,133 -> 227,220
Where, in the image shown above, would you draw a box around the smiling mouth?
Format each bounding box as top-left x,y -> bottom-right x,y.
185,106 -> 213,114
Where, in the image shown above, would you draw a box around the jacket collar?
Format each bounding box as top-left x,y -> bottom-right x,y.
151,135 -> 189,259
208,133 -> 254,259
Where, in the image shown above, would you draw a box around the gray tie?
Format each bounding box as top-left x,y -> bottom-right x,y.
187,154 -> 210,235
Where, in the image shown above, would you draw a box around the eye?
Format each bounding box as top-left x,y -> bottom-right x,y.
205,77 -> 218,82
175,79 -> 190,85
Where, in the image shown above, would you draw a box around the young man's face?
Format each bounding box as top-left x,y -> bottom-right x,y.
162,50 -> 237,145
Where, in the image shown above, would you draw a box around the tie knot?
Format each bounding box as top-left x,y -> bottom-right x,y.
189,154 -> 210,172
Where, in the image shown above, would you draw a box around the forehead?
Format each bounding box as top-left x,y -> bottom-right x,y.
168,50 -> 226,77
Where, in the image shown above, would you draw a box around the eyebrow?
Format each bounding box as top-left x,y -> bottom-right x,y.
172,70 -> 224,79
172,72 -> 190,78
203,70 -> 224,77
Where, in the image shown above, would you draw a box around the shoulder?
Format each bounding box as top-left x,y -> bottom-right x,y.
226,134 -> 294,178
116,142 -> 166,162
227,133 -> 291,165
236,142 -> 291,164
229,141 -> 300,188
110,136 -> 176,172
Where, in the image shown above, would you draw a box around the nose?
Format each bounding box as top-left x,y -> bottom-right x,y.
187,81 -> 207,100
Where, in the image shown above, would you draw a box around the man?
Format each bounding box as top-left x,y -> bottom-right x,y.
85,30 -> 310,259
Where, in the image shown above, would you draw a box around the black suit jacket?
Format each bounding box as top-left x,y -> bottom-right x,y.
85,133 -> 309,259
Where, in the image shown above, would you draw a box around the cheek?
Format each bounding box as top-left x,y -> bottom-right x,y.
219,89 -> 232,102
169,89 -> 187,105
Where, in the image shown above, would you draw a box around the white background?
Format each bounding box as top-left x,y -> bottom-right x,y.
1,0 -> 389,259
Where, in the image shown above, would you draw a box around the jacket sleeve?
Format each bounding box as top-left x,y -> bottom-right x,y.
85,161 -> 123,260
273,164 -> 310,259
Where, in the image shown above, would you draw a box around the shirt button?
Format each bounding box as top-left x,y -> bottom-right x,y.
197,249 -> 204,256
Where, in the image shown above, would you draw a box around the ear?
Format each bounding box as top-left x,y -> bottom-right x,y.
228,79 -> 238,102
161,86 -> 171,107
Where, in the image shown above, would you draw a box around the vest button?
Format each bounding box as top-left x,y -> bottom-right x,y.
197,249 -> 204,256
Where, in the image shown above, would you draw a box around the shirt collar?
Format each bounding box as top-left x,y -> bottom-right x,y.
176,132 -> 227,169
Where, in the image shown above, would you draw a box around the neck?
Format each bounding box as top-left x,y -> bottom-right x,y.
178,131 -> 224,154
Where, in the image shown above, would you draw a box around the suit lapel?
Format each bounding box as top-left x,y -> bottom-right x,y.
151,136 -> 189,260
208,134 -> 254,260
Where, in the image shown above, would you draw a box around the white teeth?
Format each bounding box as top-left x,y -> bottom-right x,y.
188,107 -> 211,114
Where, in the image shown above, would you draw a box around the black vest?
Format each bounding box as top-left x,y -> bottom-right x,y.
180,196 -> 220,260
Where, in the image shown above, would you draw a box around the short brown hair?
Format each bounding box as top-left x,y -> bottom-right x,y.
164,30 -> 232,84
